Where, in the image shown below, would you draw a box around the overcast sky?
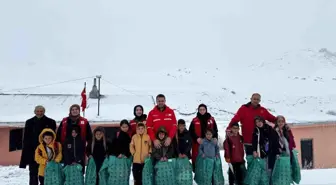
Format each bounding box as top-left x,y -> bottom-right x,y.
1,0 -> 335,70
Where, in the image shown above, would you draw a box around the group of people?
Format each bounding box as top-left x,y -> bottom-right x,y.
19,93 -> 297,185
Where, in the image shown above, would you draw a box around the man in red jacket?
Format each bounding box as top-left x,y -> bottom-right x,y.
226,93 -> 276,155
146,94 -> 177,149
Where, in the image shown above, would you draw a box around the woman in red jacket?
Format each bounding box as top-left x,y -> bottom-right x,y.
130,105 -> 147,136
189,104 -> 218,171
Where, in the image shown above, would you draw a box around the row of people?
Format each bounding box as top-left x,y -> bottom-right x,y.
20,93 -> 287,185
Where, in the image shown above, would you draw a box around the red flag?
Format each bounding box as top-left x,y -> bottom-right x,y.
81,87 -> 87,112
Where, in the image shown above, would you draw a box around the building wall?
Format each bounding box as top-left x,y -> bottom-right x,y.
0,127 -> 22,165
291,123 -> 336,169
0,123 -> 120,166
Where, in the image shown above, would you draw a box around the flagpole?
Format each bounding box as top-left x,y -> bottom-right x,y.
83,82 -> 86,117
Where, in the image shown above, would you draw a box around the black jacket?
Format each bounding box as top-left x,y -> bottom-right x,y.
175,129 -> 192,158
56,117 -> 92,144
252,125 -> 270,159
63,135 -> 85,165
20,116 -> 56,168
107,131 -> 131,157
86,139 -> 108,171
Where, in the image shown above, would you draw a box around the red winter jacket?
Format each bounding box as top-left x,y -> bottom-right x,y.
227,102 -> 276,144
224,134 -> 245,163
146,106 -> 177,141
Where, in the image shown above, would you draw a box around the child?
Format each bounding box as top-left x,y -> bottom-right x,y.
198,129 -> 219,159
63,125 -> 85,168
86,127 -> 108,185
175,119 -> 192,159
108,119 -> 132,158
224,123 -> 245,185
268,115 -> 296,170
252,116 -> 270,159
35,128 -> 62,185
130,122 -> 152,185
151,126 -> 174,164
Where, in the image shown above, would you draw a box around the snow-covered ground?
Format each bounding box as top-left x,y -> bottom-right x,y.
1,0 -> 336,184
1,151 -> 335,185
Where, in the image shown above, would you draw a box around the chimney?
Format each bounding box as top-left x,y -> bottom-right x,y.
89,78 -> 99,99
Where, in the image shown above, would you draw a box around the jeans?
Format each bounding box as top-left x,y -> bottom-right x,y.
38,176 -> 44,185
132,163 -> 145,185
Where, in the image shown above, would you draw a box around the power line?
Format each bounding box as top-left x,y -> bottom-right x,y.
1,76 -> 95,93
101,78 -> 147,97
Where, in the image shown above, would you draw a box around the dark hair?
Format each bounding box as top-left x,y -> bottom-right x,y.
71,125 -> 80,133
231,122 -> 239,128
42,131 -> 54,138
254,116 -> 266,124
198,104 -> 207,111
137,122 -> 145,128
156,94 -> 165,99
178,119 -> 186,125
133,105 -> 144,116
205,128 -> 213,135
120,119 -> 130,127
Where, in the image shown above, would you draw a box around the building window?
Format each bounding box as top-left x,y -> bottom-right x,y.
103,127 -> 119,141
9,128 -> 24,152
300,138 -> 314,169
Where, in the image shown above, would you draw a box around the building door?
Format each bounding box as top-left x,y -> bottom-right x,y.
301,139 -> 313,169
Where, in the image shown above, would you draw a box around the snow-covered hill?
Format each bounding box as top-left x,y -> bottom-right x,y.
1,0 -> 336,124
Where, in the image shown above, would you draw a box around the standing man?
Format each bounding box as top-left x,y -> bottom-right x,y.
19,105 -> 56,185
146,94 -> 177,149
56,104 -> 92,172
226,93 -> 276,155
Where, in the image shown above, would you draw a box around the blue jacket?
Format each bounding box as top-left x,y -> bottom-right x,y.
198,138 -> 219,158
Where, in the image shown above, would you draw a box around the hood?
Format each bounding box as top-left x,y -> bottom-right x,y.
155,126 -> 167,140
135,122 -> 147,135
39,128 -> 56,144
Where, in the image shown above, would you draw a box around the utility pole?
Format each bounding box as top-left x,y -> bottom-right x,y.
97,75 -> 102,116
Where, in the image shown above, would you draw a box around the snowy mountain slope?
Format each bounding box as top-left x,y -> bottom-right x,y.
1,0 -> 336,124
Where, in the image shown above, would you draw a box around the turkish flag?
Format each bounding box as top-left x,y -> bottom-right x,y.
81,87 -> 87,112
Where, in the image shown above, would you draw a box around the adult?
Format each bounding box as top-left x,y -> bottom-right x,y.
189,104 -> 218,170
146,94 -> 177,149
56,104 -> 92,170
19,105 -> 56,185
226,93 -> 276,155
130,105 -> 147,136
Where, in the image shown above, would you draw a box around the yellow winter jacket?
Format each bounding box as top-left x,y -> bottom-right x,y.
130,126 -> 152,164
34,128 -> 62,177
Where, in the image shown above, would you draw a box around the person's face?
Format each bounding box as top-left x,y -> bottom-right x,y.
135,107 -> 143,116
256,120 -> 264,128
205,131 -> 213,140
137,126 -> 145,135
71,107 -> 80,116
198,107 -> 207,115
231,126 -> 239,135
277,117 -> 286,128
120,124 -> 129,132
250,94 -> 261,106
159,132 -> 165,140
72,130 -> 78,137
43,135 -> 53,145
35,108 -> 45,118
95,131 -> 103,140
178,124 -> 185,133
156,97 -> 166,108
